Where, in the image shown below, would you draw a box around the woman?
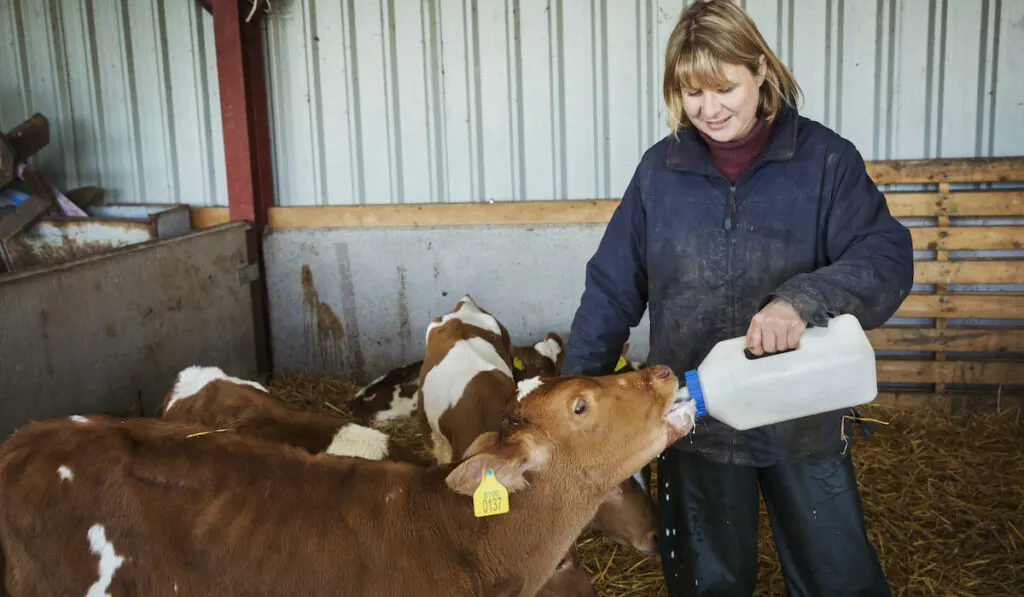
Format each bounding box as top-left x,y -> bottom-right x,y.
560,1 -> 912,595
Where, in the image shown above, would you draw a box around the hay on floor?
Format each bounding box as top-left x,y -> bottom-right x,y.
264,372 -> 1024,596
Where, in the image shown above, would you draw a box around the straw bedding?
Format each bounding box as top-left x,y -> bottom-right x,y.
265,372 -> 1024,596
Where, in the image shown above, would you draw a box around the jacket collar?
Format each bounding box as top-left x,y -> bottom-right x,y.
665,106 -> 799,176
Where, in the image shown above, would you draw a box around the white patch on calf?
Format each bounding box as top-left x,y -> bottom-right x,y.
325,423 -> 391,460
515,377 -> 544,402
86,524 -> 124,597
354,371 -> 388,400
57,465 -> 73,482
421,337 -> 512,444
533,337 -> 562,363
165,366 -> 268,412
372,385 -> 418,422
69,416 -> 89,424
425,296 -> 502,338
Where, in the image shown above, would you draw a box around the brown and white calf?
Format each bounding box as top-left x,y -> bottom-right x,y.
160,365 -> 594,594
160,365 -> 430,466
510,332 -> 565,382
348,332 -> 564,426
418,296 -> 661,555
416,294 -> 518,464
347,360 -> 423,424
0,365 -> 696,596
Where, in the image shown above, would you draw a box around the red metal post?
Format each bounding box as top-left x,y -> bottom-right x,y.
210,0 -> 273,374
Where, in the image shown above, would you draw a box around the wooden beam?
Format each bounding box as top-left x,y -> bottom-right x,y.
910,226 -> 1024,251
913,260 -> 1024,285
894,293 -> 1024,319
266,200 -> 621,229
866,156 -> 1024,185
887,190 -> 1024,217
876,359 -> 1024,385
873,390 -> 1024,412
868,327 -> 1024,352
188,188 -> 1024,230
190,207 -> 229,229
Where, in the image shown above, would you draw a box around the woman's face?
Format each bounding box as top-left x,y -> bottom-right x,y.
681,58 -> 766,142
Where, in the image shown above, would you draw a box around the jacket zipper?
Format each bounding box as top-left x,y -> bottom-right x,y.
724,185 -> 736,230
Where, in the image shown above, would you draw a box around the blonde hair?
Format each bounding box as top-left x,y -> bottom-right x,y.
662,0 -> 803,133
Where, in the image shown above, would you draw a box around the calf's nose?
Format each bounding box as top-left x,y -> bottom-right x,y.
634,530 -> 659,555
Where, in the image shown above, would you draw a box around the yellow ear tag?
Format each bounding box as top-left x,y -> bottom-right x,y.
473,468 -> 510,518
512,356 -> 525,371
614,356 -> 628,372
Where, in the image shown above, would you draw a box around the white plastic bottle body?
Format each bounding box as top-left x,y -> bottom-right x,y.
685,313 -> 878,430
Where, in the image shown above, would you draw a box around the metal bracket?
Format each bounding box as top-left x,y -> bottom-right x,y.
237,262 -> 260,286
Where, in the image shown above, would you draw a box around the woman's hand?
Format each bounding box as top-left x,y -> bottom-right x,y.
745,298 -> 806,356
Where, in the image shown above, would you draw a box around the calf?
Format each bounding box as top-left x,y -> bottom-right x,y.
161,365 -> 585,594
417,294 -> 517,465
510,332 -> 565,382
0,365 -> 696,596
536,544 -> 596,597
349,332 -> 564,426
347,360 -> 422,424
420,296 -> 662,554
161,365 -> 430,466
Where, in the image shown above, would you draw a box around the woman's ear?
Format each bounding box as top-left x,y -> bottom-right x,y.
756,54 -> 767,86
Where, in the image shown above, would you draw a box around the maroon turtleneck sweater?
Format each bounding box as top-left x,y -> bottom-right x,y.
699,116 -> 773,184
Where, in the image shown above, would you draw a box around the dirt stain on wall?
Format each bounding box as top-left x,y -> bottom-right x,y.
301,264 -> 346,371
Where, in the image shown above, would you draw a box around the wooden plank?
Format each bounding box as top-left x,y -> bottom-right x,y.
894,293 -> 1024,319
266,201 -> 622,229
187,190 -> 1024,230
4,113 -> 49,160
877,360 -> 1024,385
874,391 -> 1024,412
887,190 -> 1024,217
866,156 -> 1024,185
868,327 -> 1024,352
913,261 -> 1024,285
191,207 -> 230,229
910,226 -> 1024,250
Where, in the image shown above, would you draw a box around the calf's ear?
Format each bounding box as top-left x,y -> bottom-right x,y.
445,431 -> 549,496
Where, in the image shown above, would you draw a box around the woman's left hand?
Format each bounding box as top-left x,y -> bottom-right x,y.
745,298 -> 806,356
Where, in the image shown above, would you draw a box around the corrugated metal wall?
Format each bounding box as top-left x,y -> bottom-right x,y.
264,0 -> 1024,207
3,1 -> 1023,208
0,0 -> 227,206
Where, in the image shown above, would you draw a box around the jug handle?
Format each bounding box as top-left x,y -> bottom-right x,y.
743,345 -> 798,360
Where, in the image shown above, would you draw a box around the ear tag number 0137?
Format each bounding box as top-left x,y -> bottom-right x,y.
473,469 -> 509,517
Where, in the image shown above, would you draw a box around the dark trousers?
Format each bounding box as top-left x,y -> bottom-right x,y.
656,449 -> 890,597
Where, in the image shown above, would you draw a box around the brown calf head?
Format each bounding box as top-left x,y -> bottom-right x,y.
535,544 -> 596,597
444,364 -> 695,498
591,472 -> 660,555
510,332 -> 565,382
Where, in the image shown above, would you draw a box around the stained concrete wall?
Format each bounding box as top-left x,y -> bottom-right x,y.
263,225 -> 652,384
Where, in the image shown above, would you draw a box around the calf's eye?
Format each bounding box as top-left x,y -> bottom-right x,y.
573,398 -> 588,415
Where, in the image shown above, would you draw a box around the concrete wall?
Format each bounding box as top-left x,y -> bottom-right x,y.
264,224 -> 652,382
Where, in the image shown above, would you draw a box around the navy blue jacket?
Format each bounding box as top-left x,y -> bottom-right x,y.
561,107 -> 914,466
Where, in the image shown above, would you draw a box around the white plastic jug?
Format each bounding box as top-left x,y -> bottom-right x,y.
676,313 -> 878,430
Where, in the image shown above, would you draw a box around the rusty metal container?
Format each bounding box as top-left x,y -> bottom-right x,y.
0,203 -> 192,272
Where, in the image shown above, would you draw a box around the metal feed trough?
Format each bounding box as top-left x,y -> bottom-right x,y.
0,203 -> 192,273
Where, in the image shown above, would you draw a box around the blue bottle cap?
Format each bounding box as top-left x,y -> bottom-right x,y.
683,369 -> 706,418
